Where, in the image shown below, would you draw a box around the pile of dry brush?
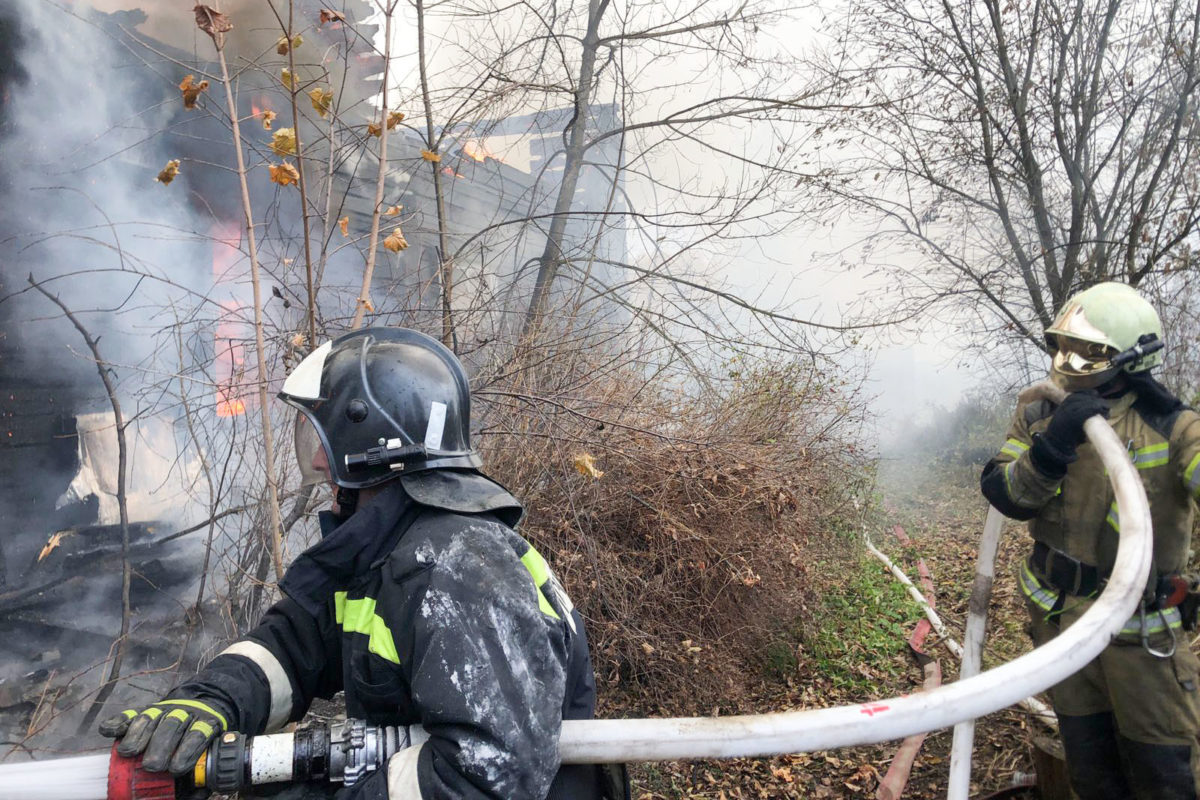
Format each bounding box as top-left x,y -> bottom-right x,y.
475,348 -> 870,715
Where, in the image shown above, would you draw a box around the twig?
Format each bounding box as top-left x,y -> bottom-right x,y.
206,1 -> 286,582
350,1 -> 394,330
27,277 -> 132,736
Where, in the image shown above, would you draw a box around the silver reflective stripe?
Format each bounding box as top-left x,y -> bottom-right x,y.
219,641 -> 293,732
280,340 -> 332,400
1022,561 -> 1183,634
1019,562 -> 1058,612
387,744 -> 425,799
1130,442 -> 1169,469
1000,438 -> 1029,459
1119,607 -> 1182,635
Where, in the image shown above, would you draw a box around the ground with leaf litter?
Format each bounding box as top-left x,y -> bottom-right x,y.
621,461 -> 1044,799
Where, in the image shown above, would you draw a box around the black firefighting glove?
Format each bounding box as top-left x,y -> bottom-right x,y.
99,697 -> 231,774
1030,390 -> 1109,476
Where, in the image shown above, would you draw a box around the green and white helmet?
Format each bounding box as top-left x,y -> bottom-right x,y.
1045,282 -> 1163,387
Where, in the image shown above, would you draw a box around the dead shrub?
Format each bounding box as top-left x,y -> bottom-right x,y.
476,350 -> 870,715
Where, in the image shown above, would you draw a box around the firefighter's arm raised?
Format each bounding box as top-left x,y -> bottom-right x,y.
980,392 -> 1107,519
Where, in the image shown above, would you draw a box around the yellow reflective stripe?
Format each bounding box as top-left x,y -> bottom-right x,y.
157,700 -> 228,731
1186,453 -> 1200,495
1002,461 -> 1016,497
1106,501 -> 1120,532
190,719 -> 216,739
1131,442 -> 1169,469
1119,607 -> 1183,635
334,592 -> 400,665
1019,562 -> 1058,612
165,709 -> 190,724
143,707 -> 164,721
121,709 -> 138,720
1000,438 -> 1030,458
520,545 -> 561,620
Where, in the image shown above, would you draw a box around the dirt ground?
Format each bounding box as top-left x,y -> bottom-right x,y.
624,460 -> 1046,799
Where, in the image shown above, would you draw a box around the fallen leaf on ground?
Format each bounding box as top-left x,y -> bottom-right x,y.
573,452 -> 604,478
156,159 -> 181,185
178,74 -> 209,109
269,162 -> 300,187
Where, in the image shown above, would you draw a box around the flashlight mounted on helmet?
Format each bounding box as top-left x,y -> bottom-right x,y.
1108,333 -> 1164,371
344,439 -> 428,473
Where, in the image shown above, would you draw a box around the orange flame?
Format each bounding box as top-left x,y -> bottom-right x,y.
464,140 -> 502,163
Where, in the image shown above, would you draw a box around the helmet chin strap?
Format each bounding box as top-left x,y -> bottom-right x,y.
336,486 -> 360,517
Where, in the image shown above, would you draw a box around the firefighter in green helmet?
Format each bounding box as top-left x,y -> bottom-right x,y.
982,282 -> 1200,799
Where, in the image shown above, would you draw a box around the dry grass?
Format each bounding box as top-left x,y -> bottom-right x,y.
476,350 -> 871,716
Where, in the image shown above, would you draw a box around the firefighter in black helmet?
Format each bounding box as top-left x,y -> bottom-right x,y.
99,327 -> 626,800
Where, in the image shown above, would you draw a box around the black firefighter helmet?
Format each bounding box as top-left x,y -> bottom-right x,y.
280,327 -> 482,490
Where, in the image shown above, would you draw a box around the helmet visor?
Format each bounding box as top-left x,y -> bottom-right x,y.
1051,334 -> 1118,377
293,410 -> 331,488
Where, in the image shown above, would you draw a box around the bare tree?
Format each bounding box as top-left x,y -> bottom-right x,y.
810,0 -> 1200,368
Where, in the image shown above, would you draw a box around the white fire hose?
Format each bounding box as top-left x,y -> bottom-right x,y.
0,385 -> 1153,800
554,390 -> 1151,764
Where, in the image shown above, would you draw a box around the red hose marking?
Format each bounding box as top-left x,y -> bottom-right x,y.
860,703 -> 890,716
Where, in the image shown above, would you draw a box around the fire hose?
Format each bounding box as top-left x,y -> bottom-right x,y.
3,390 -> 1154,800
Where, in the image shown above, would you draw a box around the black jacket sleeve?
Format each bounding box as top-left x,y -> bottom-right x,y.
980,401 -> 1064,520
169,596 -> 342,735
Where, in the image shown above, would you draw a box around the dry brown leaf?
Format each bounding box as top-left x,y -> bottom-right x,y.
178,74 -> 209,110
268,161 -> 300,187
277,34 -> 302,54
573,453 -> 604,479
193,4 -> 232,41
358,296 -> 375,313
308,87 -> 333,118
156,159 -> 181,185
640,642 -> 655,655
319,8 -> 346,24
338,216 -> 350,236
384,205 -> 403,216
271,127 -> 298,156
383,228 -> 409,252
420,149 -> 441,163
281,68 -> 298,91
261,109 -> 278,130
368,112 -> 405,138
38,531 -> 69,562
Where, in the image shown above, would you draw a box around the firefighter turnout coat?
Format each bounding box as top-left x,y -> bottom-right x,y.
981,384 -> 1200,791
168,473 -> 598,800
